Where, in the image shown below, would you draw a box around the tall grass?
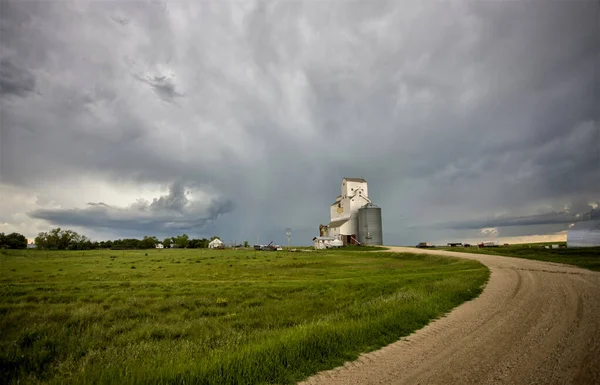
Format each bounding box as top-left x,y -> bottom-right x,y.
0,248 -> 488,384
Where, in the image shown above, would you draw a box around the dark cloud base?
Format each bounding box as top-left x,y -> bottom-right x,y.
29,183 -> 234,234
438,206 -> 599,230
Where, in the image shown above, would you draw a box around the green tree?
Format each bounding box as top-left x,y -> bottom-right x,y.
189,238 -> 209,248
163,237 -> 172,248
110,238 -> 142,250
173,234 -> 190,249
0,232 -> 27,249
244,241 -> 249,248
35,228 -> 87,250
140,236 -> 159,249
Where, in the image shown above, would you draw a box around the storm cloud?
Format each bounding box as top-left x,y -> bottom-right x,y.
438,202 -> 600,230
0,0 -> 598,244
0,58 -> 36,98
29,182 -> 234,233
133,73 -> 184,103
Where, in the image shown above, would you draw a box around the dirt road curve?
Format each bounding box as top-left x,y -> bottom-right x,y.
300,247 -> 600,385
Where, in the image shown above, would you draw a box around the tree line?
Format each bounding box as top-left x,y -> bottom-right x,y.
0,228 -> 229,250
108,234 -> 221,250
0,233 -> 27,249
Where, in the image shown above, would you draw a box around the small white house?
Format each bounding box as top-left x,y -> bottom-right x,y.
155,243 -> 164,249
208,238 -> 224,249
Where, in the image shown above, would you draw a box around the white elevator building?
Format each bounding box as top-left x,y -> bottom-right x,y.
320,178 -> 373,245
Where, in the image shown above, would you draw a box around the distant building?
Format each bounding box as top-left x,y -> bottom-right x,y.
208,238 -> 224,249
156,243 -> 164,249
416,242 -> 433,248
313,236 -> 333,249
318,178 -> 383,246
313,237 -> 343,250
480,241 -> 499,247
27,243 -> 37,249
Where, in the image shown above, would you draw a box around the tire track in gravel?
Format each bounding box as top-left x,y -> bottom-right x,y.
299,247 -> 600,385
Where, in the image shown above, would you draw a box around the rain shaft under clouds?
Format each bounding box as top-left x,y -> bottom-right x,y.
0,0 -> 598,244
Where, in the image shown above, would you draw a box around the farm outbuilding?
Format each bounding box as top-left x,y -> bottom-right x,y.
313,237 -> 343,249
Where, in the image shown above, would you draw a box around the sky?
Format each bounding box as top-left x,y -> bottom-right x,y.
1,0 -> 598,246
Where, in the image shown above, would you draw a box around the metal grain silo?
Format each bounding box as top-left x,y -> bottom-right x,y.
567,220 -> 600,247
358,203 -> 383,246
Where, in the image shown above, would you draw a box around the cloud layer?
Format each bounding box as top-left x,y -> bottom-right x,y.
0,0 -> 598,244
29,182 -> 234,234
437,200 -> 600,229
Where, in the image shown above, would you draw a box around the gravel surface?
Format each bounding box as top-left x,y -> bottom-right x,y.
299,247 -> 600,385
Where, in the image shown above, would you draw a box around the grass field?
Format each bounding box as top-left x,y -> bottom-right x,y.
438,244 -> 600,271
1,248 -> 488,385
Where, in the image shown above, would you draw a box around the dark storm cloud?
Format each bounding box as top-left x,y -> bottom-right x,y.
1,0 -> 598,244
440,207 -> 600,230
29,182 -> 234,232
0,58 -> 36,98
111,16 -> 130,26
132,73 -> 184,103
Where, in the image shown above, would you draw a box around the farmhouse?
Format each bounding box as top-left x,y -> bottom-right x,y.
155,243 -> 164,249
208,238 -> 224,249
318,178 -> 383,246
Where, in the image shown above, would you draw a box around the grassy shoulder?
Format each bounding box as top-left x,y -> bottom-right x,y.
1,248 -> 488,385
438,244 -> 600,271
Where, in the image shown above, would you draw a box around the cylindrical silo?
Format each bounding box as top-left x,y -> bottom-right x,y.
358,203 -> 383,246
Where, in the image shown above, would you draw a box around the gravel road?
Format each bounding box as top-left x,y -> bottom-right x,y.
299,246 -> 600,385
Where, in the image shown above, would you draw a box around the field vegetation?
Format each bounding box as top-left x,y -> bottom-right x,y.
1,248 -> 488,384
438,243 -> 600,271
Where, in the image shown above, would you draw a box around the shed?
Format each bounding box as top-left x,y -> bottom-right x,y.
313,236 -> 336,250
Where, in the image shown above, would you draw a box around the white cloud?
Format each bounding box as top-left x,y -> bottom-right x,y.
480,227 -> 499,237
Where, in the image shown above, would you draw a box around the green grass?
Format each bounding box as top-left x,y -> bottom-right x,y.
0,248 -> 488,385
438,244 -> 600,271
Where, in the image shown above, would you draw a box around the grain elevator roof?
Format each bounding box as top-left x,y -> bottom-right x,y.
327,219 -> 349,228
